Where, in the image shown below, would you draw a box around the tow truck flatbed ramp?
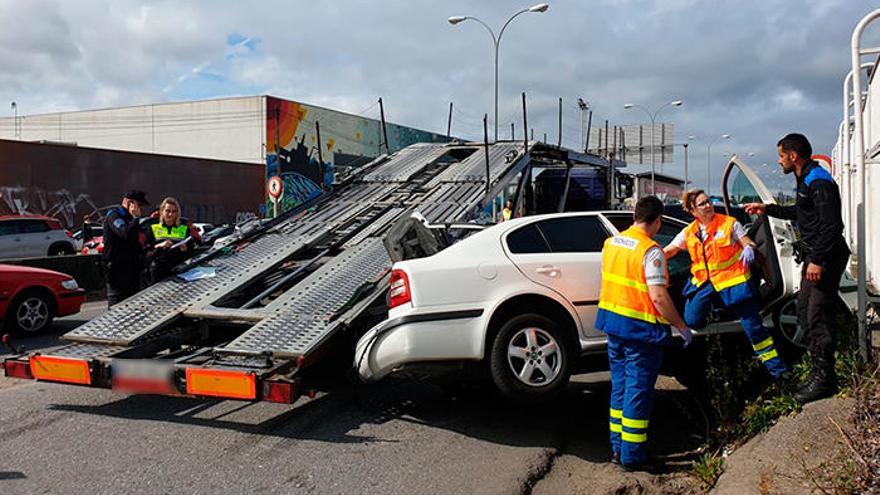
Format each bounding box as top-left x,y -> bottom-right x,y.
4,141 -> 604,402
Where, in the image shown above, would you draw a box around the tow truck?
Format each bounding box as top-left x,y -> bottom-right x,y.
2,140 -> 624,404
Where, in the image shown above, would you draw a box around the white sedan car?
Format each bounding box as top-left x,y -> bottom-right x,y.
355,158 -> 828,400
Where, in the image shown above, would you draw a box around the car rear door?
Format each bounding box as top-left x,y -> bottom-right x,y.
502,215 -> 609,338
0,220 -> 18,259
20,219 -> 52,257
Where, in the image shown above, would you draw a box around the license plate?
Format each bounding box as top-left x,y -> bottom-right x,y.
111,359 -> 176,395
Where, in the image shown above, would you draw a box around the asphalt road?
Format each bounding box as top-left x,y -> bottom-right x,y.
0,303 -> 706,494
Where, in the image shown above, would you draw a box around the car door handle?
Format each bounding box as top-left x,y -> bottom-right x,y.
535,265 -> 560,277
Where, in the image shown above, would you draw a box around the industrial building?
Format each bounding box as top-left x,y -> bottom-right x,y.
0,96 -> 450,224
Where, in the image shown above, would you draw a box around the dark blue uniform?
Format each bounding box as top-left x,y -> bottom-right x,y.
766,161 -> 849,365
102,206 -> 144,306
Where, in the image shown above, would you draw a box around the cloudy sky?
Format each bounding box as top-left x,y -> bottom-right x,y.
2,0 -> 879,193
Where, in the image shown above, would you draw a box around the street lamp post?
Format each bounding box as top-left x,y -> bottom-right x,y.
623,100 -> 683,195
688,134 -> 730,194
10,101 -> 17,139
449,3 -> 549,142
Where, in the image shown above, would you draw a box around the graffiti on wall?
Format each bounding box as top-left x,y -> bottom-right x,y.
0,185 -> 100,227
265,97 -> 449,213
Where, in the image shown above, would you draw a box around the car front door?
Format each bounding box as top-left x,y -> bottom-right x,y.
721,156 -> 797,313
503,215 -> 609,339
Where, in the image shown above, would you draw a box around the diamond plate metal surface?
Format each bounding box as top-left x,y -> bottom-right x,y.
360,143 -> 449,183
220,237 -> 391,357
60,142 -> 523,357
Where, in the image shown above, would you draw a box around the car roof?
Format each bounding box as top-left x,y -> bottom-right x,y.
0,214 -> 57,222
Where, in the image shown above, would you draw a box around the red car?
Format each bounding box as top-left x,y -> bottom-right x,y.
0,264 -> 86,335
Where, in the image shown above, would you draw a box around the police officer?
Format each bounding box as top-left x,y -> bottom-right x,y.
665,189 -> 789,378
103,190 -> 148,306
143,197 -> 197,284
595,196 -> 692,471
744,133 -> 849,403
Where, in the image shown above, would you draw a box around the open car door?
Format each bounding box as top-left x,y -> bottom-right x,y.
721,156 -> 801,329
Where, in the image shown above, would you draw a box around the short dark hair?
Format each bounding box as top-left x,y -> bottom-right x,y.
777,133 -> 812,160
634,196 -> 664,223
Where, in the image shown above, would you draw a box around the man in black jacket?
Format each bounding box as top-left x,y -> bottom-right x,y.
103,190 -> 148,306
744,133 -> 849,403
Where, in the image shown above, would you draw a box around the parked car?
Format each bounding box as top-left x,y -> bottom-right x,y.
71,223 -> 103,251
0,264 -> 86,334
0,216 -> 76,259
355,158 -> 824,400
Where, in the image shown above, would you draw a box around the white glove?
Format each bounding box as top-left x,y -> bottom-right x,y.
674,326 -> 693,347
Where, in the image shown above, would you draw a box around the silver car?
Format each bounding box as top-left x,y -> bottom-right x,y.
0,216 -> 76,259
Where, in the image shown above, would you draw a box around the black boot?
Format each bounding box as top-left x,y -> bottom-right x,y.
795,358 -> 838,404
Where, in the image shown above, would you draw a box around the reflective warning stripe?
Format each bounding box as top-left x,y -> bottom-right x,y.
713,273 -> 750,291
621,431 -> 647,443
622,417 -> 649,429
602,272 -> 648,292
610,422 -> 622,433
610,408 -> 622,419
599,301 -> 670,324
752,336 -> 774,352
759,349 -> 779,362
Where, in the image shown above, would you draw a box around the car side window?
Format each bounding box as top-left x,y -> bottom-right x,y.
0,221 -> 15,236
535,216 -> 609,253
507,224 -> 551,254
20,220 -> 50,234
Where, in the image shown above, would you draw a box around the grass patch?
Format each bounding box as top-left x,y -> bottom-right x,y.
740,393 -> 801,437
690,451 -> 724,490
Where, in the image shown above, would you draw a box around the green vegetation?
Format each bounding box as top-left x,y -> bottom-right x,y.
690,451 -> 724,490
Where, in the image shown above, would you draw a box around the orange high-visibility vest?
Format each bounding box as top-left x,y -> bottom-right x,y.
683,214 -> 750,291
598,226 -> 668,325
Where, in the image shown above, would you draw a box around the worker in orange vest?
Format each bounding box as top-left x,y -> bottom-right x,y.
664,189 -> 789,378
595,196 -> 692,472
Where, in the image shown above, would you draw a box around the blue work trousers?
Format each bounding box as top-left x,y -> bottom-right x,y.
608,335 -> 664,465
684,282 -> 788,377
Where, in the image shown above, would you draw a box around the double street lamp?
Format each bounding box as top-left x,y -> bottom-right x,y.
688,133 -> 730,194
449,3 -> 550,142
623,100 -> 683,194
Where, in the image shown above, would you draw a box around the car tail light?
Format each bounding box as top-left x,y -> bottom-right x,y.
388,269 -> 411,309
65,229 -> 73,238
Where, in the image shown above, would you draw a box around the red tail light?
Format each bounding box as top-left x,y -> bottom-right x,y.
388,269 -> 411,309
65,230 -> 73,238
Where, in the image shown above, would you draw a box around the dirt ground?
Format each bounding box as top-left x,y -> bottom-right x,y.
712,397 -> 856,494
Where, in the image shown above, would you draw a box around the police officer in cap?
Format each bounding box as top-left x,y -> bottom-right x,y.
103,190 -> 148,306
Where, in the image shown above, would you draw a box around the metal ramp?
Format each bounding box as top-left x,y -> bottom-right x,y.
59,141 -> 530,360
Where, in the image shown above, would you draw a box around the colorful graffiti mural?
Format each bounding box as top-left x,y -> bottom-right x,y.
265,97 -> 449,212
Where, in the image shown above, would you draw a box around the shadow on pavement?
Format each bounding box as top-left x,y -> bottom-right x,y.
46,371 -> 707,468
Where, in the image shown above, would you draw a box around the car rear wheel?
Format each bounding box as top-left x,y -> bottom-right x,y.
7,291 -> 54,335
489,313 -> 573,401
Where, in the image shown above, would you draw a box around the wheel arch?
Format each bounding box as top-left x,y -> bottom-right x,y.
484,293 -> 580,359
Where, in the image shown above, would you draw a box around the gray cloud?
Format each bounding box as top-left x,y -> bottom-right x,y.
1,0 -> 878,192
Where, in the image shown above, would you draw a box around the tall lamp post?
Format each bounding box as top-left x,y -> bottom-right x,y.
10,101 -> 17,139
623,100 -> 683,194
449,3 -> 549,142
688,133 -> 730,194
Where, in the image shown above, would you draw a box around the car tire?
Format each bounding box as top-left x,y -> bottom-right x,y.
771,296 -> 807,365
6,290 -> 55,335
489,313 -> 573,402
48,242 -> 75,256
